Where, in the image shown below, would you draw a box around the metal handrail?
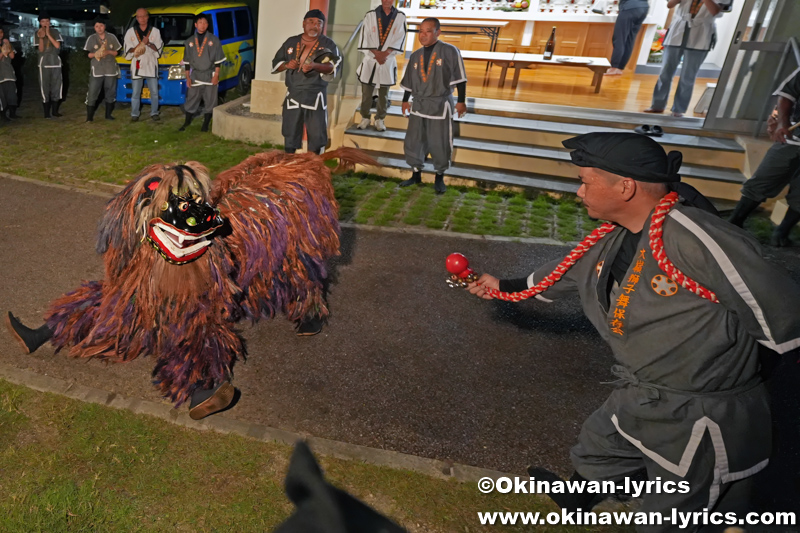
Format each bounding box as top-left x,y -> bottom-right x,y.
332,20 -> 364,127
755,36 -> 799,137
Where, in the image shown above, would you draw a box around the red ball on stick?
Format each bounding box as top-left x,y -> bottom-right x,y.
446,253 -> 470,275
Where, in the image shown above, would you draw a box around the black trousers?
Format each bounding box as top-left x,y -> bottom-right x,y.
610,7 -> 648,70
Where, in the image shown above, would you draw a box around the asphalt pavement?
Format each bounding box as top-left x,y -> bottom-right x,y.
1,175 -> 798,518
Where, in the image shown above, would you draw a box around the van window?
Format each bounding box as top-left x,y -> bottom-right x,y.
234,9 -> 250,37
126,14 -> 212,46
216,11 -> 235,41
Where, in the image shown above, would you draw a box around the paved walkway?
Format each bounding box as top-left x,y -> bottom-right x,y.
1,175 -> 798,516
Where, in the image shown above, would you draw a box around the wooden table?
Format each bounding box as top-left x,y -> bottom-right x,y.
407,18 -> 509,52
460,50 -> 515,83
508,53 -> 612,93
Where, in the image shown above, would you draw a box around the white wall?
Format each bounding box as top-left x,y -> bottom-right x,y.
705,0 -> 745,67
254,0 -> 311,82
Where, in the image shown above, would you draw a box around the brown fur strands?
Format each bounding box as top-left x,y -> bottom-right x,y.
320,146 -> 380,173
212,150 -> 342,321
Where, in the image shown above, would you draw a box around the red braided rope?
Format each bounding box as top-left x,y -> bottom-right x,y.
483,191 -> 719,303
648,192 -> 719,303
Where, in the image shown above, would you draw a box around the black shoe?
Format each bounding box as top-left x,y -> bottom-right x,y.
399,170 -> 422,187
188,381 -> 236,420
43,102 -> 52,119
151,114 -> 160,122
728,197 -> 761,227
131,115 -> 139,122
200,113 -> 212,132
51,101 -> 62,117
434,174 -> 446,194
105,102 -> 115,120
86,104 -> 96,122
178,112 -> 193,132
5,312 -> 53,354
7,106 -> 18,119
296,316 -> 323,336
770,207 -> 800,247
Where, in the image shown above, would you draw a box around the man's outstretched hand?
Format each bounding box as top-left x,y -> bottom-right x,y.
467,273 -> 499,300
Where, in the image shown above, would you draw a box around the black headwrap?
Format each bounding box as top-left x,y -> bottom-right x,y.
563,132 -> 718,215
304,9 -> 326,23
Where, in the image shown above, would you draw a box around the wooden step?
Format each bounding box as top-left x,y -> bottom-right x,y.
385,90 -> 733,139
354,107 -> 745,170
360,151 -> 581,194
344,127 -> 746,201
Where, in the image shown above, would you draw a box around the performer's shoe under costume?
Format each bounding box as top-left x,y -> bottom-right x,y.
188,381 -> 235,420
86,104 -> 96,122
105,102 -> 115,121
6,312 -> 53,354
296,316 -> 323,336
5,149 -> 376,415
51,100 -> 62,117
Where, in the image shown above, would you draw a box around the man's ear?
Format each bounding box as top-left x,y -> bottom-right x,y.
620,177 -> 637,202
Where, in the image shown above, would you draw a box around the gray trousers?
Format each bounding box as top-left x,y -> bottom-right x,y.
572,397 -> 756,532
360,83 -> 390,120
741,142 -> 800,211
610,7 -> 648,70
282,103 -> 328,154
39,66 -> 62,103
86,75 -> 116,106
184,83 -> 217,115
0,80 -> 17,110
404,112 -> 453,174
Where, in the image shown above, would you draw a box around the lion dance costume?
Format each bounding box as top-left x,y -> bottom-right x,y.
7,148 -> 372,419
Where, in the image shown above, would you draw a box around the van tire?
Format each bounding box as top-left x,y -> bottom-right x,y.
237,63 -> 253,95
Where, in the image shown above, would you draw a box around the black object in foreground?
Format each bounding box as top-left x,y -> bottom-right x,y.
274,441 -> 407,532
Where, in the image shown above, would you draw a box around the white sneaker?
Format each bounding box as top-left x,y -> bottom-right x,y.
374,118 -> 386,132
357,117 -> 371,129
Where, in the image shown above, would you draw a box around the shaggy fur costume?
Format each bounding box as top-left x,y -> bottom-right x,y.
42,148 -> 373,406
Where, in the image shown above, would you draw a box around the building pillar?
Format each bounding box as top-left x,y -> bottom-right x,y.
251,0 -> 313,115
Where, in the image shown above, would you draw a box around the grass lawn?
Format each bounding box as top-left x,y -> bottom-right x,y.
0,379 -> 637,533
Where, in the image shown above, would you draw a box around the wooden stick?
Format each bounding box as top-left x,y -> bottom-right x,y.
789,121 -> 800,132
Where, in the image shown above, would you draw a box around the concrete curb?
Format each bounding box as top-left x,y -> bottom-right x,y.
0,363 -> 510,483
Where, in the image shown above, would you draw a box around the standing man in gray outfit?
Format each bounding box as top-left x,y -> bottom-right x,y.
271,10 -> 341,155
606,0 -> 649,76
0,27 -> 18,121
84,18 -> 121,122
34,13 -> 63,119
399,18 -> 467,195
178,14 -> 225,133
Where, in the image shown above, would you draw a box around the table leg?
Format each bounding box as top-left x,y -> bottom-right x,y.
499,63 -> 509,87
592,67 -> 607,93
512,66 -> 522,90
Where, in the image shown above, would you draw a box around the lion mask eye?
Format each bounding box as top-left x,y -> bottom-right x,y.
178,202 -> 189,212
